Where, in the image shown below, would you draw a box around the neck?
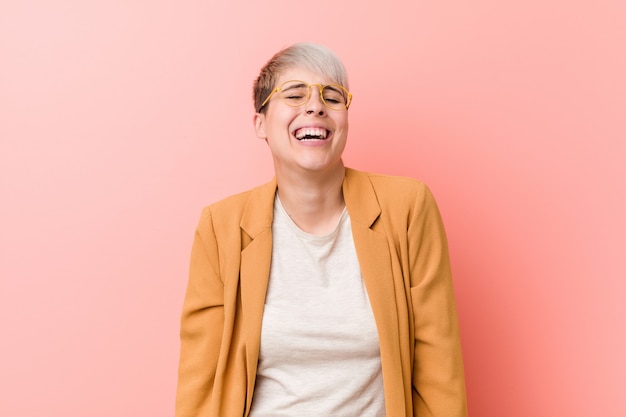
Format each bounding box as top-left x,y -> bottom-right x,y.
275,163 -> 346,235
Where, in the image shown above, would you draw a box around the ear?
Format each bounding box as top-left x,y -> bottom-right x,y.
254,113 -> 267,140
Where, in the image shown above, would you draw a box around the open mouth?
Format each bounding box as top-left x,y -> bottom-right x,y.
293,127 -> 330,141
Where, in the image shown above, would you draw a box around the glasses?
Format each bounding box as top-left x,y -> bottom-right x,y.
259,80 -> 352,112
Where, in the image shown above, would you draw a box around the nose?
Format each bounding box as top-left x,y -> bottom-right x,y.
305,85 -> 326,116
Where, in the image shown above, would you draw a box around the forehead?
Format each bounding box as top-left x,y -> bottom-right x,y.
276,66 -> 335,86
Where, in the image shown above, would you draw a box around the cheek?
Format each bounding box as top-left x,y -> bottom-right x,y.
334,115 -> 349,132
267,110 -> 298,132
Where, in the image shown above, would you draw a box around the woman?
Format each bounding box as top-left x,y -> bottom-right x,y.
176,42 -> 467,417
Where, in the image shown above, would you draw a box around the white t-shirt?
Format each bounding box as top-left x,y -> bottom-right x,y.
248,196 -> 386,417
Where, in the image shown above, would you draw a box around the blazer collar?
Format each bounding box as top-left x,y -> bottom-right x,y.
240,178 -> 277,239
240,168 -> 383,236
343,168 -> 381,228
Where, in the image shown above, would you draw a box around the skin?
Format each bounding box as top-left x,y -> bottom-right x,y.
254,66 -> 350,235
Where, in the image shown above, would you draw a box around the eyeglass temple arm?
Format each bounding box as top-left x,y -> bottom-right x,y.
258,87 -> 280,111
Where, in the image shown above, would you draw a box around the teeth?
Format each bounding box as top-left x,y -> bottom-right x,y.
295,127 -> 328,140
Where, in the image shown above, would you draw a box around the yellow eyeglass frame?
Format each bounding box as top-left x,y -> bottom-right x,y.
258,80 -> 352,112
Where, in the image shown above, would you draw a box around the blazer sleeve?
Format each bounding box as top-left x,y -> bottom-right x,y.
408,184 -> 468,417
176,207 -> 224,417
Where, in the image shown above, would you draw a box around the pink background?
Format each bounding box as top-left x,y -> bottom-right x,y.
1,1 -> 625,416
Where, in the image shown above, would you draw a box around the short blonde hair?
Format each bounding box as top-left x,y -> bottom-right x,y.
253,42 -> 349,113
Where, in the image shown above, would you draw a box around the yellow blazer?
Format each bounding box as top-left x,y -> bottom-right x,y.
176,168 -> 467,417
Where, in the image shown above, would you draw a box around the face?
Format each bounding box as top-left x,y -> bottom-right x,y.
254,66 -> 349,177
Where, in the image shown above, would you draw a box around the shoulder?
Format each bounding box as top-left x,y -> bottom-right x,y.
344,168 -> 447,241
203,179 -> 273,214
203,188 -> 253,218
195,178 -> 276,235
345,167 -> 432,205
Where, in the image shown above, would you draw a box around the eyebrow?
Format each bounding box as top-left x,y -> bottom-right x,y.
323,85 -> 342,93
282,82 -> 307,91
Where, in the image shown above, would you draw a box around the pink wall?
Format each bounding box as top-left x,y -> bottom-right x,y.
1,1 -> 624,416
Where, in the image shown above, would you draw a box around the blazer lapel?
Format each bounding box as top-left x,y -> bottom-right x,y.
239,178 -> 277,410
343,169 -> 398,328
343,168 -> 404,413
238,170 -> 404,414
